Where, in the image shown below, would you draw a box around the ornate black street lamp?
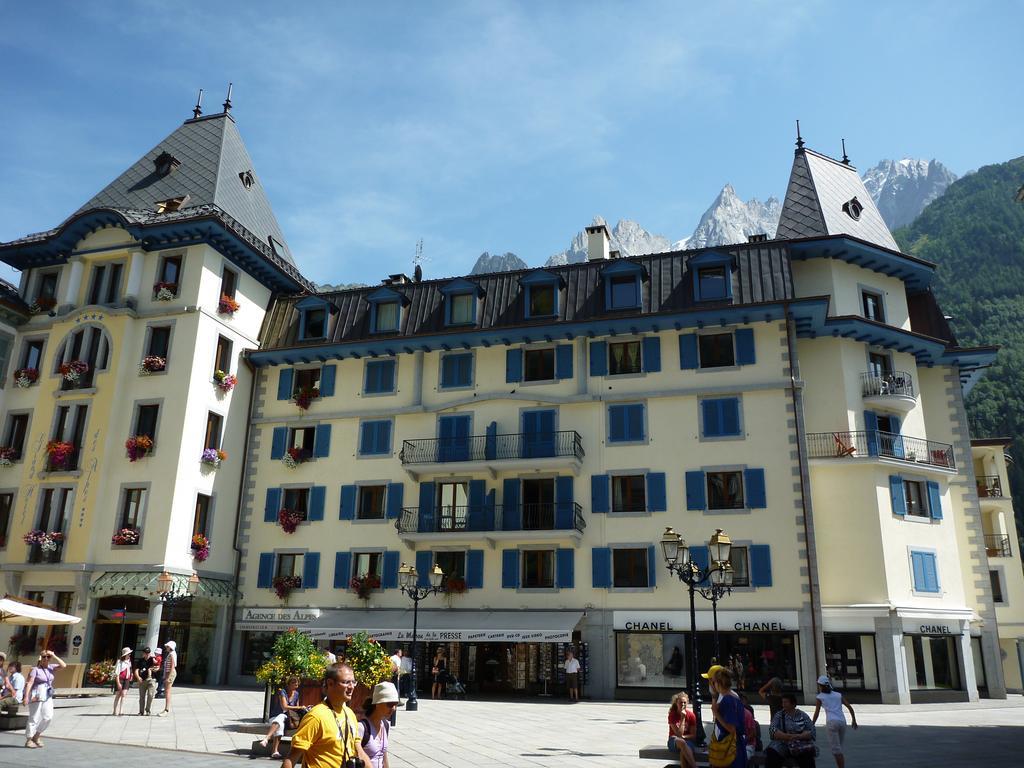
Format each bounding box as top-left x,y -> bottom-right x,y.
397,562 -> 444,712
660,527 -> 733,748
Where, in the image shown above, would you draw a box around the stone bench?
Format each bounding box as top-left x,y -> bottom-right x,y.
0,714 -> 28,731
250,735 -> 292,758
639,745 -> 798,767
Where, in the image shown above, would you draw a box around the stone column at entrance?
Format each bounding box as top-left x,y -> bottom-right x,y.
875,614 -> 911,704
957,629 -> 980,702
143,600 -> 163,651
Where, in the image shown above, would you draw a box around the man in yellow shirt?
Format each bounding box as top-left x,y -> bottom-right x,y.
282,663 -> 371,768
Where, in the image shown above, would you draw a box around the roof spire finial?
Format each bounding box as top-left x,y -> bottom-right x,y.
841,138 -> 850,165
223,82 -> 233,114
192,88 -> 204,119
795,119 -> 805,151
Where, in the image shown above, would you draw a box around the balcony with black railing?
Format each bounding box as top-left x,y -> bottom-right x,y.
806,430 -> 955,470
399,430 -> 584,476
396,502 -> 586,541
861,371 -> 915,398
985,533 -> 1012,558
976,475 -> 1004,498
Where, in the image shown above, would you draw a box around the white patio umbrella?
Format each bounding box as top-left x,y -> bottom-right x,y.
0,595 -> 82,626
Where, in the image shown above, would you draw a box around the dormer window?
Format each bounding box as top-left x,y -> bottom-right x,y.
440,278 -> 481,327
601,260 -> 645,311
155,195 -> 188,214
153,151 -> 180,177
366,287 -> 405,334
521,270 -> 562,319
239,170 -> 255,190
296,296 -> 333,341
689,252 -> 734,303
842,196 -> 863,221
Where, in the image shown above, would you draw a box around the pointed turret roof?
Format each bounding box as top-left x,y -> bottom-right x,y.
77,112 -> 295,265
776,147 -> 898,251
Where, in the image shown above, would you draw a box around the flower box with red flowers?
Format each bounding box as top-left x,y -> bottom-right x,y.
13,368 -> 39,388
45,441 -> 76,471
23,529 -> 64,552
217,294 -> 240,315
293,387 -> 320,411
272,575 -> 302,600
139,356 -> 166,375
191,534 -> 210,562
444,576 -> 468,595
111,527 -> 141,546
0,447 -> 18,467
213,369 -> 237,393
125,435 -> 154,462
350,573 -> 381,600
153,282 -> 178,301
30,296 -> 57,313
58,359 -> 89,384
282,446 -> 309,469
277,508 -> 306,534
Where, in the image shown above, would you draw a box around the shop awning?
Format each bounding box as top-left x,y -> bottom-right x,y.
89,571 -> 239,605
299,609 -> 583,642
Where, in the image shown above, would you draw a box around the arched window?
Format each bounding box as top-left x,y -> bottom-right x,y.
53,324 -> 111,389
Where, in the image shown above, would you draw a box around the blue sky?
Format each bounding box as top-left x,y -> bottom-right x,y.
1,1 -> 1021,287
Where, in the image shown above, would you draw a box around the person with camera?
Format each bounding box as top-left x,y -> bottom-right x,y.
282,663 -> 371,768
22,649 -> 66,749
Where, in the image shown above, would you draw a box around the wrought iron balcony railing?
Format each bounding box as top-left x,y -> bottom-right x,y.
985,533 -> 1012,557
976,475 -> 1004,498
861,371 -> 915,399
396,502 -> 586,535
806,430 -> 955,470
400,430 -> 584,465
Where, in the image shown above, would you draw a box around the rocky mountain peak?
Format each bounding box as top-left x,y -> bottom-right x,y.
862,158 -> 957,230
470,251 -> 529,274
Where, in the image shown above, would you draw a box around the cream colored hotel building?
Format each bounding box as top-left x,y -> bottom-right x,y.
0,107 -> 1021,703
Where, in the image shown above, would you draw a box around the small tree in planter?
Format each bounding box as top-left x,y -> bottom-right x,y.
191,534 -> 210,562
343,632 -> 395,710
13,368 -> 38,388
255,628 -> 328,708
139,356 -> 166,375
125,435 -> 154,462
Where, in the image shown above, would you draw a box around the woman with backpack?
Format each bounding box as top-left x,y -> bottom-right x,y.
358,682 -> 399,768
112,647 -> 133,716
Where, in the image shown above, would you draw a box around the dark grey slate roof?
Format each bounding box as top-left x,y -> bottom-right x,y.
776,148 -> 898,251
76,113 -> 295,265
259,242 -> 794,349
0,277 -> 29,317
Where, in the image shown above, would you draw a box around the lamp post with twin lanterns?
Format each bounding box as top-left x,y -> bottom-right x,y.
397,562 -> 444,712
660,527 -> 733,748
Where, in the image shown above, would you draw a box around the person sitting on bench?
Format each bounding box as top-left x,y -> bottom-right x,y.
260,677 -> 305,759
766,693 -> 817,768
0,662 -> 24,714
667,691 -> 697,768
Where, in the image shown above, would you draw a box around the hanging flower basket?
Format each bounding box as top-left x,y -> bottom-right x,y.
23,530 -> 64,552
153,282 -> 177,301
191,534 -> 210,562
59,360 -> 89,383
13,368 -> 39,388
277,508 -> 305,534
46,441 -> 75,471
218,294 -> 240,315
282,447 -> 308,469
30,296 -> 57,314
444,576 -> 468,595
349,573 -> 381,600
272,575 -> 302,600
139,356 -> 166,375
125,435 -> 154,462
0,447 -> 18,467
200,448 -> 227,468
111,527 -> 141,546
293,387 -> 320,411
213,369 -> 237,393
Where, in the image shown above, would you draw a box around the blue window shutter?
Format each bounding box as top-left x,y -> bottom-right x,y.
440,355 -> 455,388
457,354 -> 472,386
313,424 -> 331,458
308,486 -> 326,521
592,547 -> 612,589
485,421 -> 497,460
466,550 -> 484,589
923,553 -> 939,592
303,552 -> 320,589
744,468 -> 766,509
911,551 -> 926,591
468,479 -> 486,529
339,484 -> 357,520
702,400 -> 722,437
277,368 -> 294,400
556,548 -> 574,589
679,334 -> 699,369
377,421 -> 392,454
646,544 -> 657,588
264,488 -> 281,523
359,422 -> 375,455
506,348 -> 523,383
889,475 -> 906,516
257,553 -> 275,588
501,549 -> 519,588
591,474 -> 609,513
319,364 -> 337,397
685,471 -> 706,511
333,552 -> 352,588
864,410 -> 879,455
502,478 -> 521,530
642,336 -> 661,372
722,398 -> 741,436
415,550 -> 432,588
735,328 -> 755,365
646,472 -> 667,512
689,545 -> 710,586
382,550 -> 400,589
270,427 -> 288,460
627,404 -> 645,441
750,544 -> 772,587
556,476 -> 574,528
608,404 -> 626,442
386,483 -> 404,519
927,481 -> 943,520
556,344 -> 574,380
381,360 -> 396,392
418,482 -> 436,533
590,341 -> 608,376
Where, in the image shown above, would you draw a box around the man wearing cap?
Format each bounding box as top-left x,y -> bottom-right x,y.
134,647 -> 159,716
282,663 -> 371,768
157,640 -> 177,717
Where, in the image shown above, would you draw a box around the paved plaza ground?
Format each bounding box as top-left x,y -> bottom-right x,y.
0,686 -> 1021,767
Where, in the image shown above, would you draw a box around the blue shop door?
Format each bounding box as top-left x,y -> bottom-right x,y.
521,409 -> 556,458
438,414 -> 471,462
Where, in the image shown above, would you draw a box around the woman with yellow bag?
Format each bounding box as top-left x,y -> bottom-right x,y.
706,665 -> 747,768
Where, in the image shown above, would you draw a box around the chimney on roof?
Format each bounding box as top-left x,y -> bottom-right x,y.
609,249 -> 620,259
748,233 -> 768,243
384,273 -> 409,285
586,223 -> 611,261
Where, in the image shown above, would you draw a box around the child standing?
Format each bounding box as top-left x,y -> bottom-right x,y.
812,675 -> 858,768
